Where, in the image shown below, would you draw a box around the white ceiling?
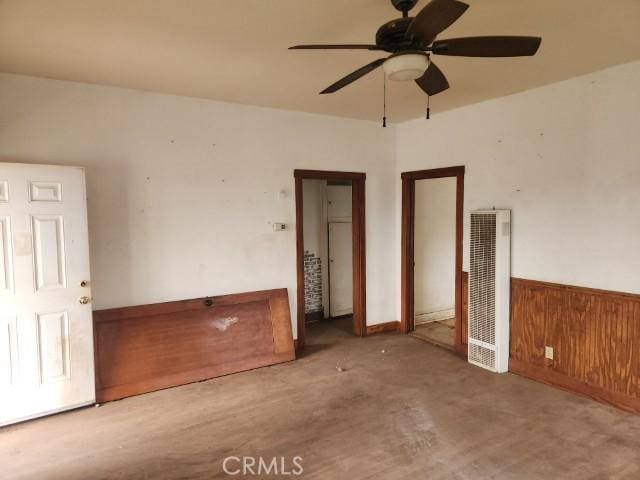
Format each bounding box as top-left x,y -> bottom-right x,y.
1,0 -> 639,122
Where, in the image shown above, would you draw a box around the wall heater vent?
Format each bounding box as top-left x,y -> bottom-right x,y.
468,210 -> 511,373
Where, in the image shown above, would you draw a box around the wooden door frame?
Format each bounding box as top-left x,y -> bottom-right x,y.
400,166 -> 466,356
294,169 -> 366,350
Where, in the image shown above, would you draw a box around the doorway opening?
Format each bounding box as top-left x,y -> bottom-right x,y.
294,170 -> 366,350
401,166 -> 466,356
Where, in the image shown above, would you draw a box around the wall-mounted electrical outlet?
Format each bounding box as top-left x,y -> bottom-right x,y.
273,223 -> 286,231
545,346 -> 554,360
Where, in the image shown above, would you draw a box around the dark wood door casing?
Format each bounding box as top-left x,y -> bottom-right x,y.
294,169 -> 367,349
401,166 -> 466,356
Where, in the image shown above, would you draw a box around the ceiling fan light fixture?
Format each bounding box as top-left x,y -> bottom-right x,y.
383,53 -> 429,81
291,0 -> 541,97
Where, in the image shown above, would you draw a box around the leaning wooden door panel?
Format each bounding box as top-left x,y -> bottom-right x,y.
93,288 -> 295,402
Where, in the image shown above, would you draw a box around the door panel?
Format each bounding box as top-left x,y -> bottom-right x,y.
32,215 -> 67,291
0,317 -> 18,386
0,216 -> 13,292
37,311 -> 71,384
0,163 -> 94,426
29,181 -> 63,203
0,181 -> 8,202
329,222 -> 353,317
327,185 -> 352,222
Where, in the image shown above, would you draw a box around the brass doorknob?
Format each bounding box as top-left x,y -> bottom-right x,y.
79,296 -> 91,305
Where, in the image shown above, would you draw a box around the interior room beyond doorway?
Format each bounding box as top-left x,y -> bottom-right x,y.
294,169 -> 367,349
302,179 -> 354,335
410,176 -> 457,350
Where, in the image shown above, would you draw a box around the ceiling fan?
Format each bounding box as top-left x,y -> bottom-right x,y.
289,0 -> 542,97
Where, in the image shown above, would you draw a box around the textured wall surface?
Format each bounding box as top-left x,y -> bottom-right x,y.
413,177 -> 457,317
0,74 -> 397,338
396,60 -> 640,303
303,251 -> 323,314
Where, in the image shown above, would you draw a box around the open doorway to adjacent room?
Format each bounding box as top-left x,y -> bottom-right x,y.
411,176 -> 457,349
294,170 -> 366,350
401,166 -> 466,355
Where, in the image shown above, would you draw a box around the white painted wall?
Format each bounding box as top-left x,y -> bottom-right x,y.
0,73 -> 397,338
302,179 -> 327,316
327,184 -> 353,317
413,177 -> 456,318
2,60 -> 638,339
397,61 -> 640,308
302,179 -> 326,259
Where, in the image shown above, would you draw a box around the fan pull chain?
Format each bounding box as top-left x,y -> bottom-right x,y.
382,74 -> 387,128
426,95 -> 430,120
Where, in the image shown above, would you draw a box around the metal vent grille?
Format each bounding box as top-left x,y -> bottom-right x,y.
468,343 -> 496,368
469,213 -> 497,369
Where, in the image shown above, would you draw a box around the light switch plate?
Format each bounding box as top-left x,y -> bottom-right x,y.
545,346 -> 554,360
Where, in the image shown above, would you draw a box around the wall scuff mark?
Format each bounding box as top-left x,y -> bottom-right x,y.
212,316 -> 239,332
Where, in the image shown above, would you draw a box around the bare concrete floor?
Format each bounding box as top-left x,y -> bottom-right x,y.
2,321 -> 640,479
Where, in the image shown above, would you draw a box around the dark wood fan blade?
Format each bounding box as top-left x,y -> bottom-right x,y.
406,0 -> 469,44
415,61 -> 449,96
289,44 -> 383,51
431,36 -> 542,57
320,58 -> 386,94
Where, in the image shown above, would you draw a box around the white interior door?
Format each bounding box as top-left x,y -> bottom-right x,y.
327,185 -> 352,222
0,163 -> 94,426
328,222 -> 353,317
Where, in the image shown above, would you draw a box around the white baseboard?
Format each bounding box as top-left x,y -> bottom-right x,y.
414,308 -> 455,325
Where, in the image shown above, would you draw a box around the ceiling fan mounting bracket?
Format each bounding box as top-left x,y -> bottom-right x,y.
390,0 -> 419,14
375,17 -> 418,51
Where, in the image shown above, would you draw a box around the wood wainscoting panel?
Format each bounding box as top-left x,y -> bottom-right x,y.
509,278 -> 640,413
93,288 -> 295,403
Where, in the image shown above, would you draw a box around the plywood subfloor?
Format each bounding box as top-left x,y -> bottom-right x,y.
2,321 -> 640,479
411,317 -> 455,350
